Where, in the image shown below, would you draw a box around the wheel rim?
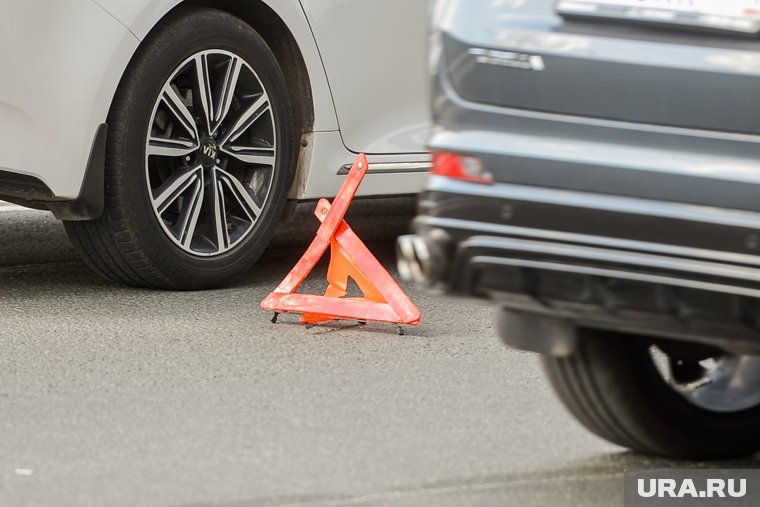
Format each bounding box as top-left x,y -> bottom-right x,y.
651,345 -> 760,412
145,49 -> 276,256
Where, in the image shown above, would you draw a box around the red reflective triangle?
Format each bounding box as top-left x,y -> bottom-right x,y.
260,154 -> 421,326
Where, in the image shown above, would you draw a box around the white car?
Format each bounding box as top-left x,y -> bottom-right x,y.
0,0 -> 429,289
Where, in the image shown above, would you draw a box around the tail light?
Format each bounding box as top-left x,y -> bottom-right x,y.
430,152 -> 493,184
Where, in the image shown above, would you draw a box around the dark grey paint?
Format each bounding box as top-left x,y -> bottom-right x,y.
430,0 -> 760,213
404,0 -> 760,348
444,33 -> 760,135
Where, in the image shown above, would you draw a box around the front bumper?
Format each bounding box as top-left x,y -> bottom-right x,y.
399,176 -> 760,353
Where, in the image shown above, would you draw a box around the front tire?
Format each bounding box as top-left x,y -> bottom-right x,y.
542,329 -> 760,459
65,7 -> 296,289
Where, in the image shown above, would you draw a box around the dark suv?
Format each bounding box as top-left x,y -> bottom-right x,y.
399,0 -> 760,459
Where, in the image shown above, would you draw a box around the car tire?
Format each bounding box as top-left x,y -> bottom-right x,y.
65,7 -> 297,290
542,329 -> 760,459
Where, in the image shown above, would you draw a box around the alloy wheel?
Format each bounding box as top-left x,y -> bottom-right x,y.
145,49 -> 276,256
651,345 -> 760,413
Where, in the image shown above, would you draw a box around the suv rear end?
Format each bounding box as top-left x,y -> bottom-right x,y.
400,0 -> 760,459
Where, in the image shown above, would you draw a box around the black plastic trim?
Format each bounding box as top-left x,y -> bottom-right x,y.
48,123 -> 107,221
498,310 -> 578,357
0,169 -> 54,200
417,182 -> 760,258
411,187 -> 760,352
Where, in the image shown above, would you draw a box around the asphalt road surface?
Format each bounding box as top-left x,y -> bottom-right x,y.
1,201 -> 758,507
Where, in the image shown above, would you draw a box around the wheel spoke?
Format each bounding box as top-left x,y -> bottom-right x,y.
221,146 -> 275,166
193,53 -> 214,135
212,56 -> 243,135
209,168 -> 230,251
177,175 -> 204,248
216,166 -> 262,219
219,93 -> 270,146
147,137 -> 197,158
160,84 -> 198,140
152,165 -> 203,214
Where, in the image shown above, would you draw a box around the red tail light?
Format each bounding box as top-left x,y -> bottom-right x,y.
430,152 -> 493,184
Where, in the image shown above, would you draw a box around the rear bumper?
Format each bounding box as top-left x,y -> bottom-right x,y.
0,124 -> 106,220
400,176 -> 760,352
417,1 -> 760,352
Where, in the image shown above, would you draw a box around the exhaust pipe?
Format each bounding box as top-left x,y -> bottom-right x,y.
396,229 -> 451,284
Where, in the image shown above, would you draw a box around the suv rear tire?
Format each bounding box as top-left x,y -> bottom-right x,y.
543,329 -> 760,459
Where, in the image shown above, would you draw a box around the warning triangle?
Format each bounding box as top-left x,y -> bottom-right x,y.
260,154 -> 421,327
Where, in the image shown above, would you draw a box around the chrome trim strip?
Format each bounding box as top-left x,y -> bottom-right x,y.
338,161 -> 431,176
468,48 -> 545,71
556,0 -> 760,35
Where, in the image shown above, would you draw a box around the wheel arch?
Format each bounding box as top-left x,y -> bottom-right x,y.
91,0 -> 340,205
107,0 -> 332,135
181,0 -> 316,138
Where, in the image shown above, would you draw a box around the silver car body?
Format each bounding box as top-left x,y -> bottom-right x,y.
0,0 -> 430,207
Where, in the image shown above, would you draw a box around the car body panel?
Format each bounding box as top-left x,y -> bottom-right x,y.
435,0 -> 760,129
437,0 -> 760,134
0,0 -> 138,199
296,132 -> 430,199
299,0 -> 431,154
444,31 -> 760,136
431,0 -> 760,209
